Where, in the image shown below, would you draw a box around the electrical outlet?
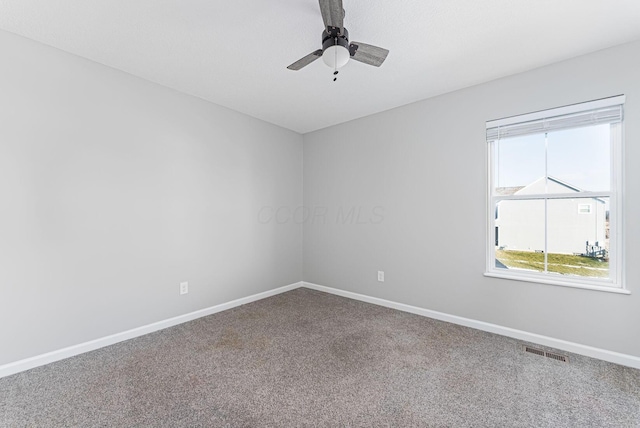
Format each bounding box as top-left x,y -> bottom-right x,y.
180,281 -> 189,295
377,271 -> 384,282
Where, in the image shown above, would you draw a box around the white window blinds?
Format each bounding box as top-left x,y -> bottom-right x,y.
486,95 -> 625,142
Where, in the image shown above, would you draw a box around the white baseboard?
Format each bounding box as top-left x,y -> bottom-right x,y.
0,281 -> 303,379
302,282 -> 640,370
4,280 -> 638,378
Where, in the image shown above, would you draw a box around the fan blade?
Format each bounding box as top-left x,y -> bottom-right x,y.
349,42 -> 389,67
287,50 -> 323,71
319,0 -> 344,30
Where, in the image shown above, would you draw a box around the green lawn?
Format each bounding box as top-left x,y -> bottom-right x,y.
496,250 -> 609,278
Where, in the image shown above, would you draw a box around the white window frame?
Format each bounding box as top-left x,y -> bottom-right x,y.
485,96 -> 627,294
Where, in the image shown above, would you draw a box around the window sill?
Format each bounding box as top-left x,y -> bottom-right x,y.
483,272 -> 630,295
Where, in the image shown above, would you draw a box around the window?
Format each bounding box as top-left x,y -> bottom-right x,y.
578,204 -> 592,214
486,96 -> 626,293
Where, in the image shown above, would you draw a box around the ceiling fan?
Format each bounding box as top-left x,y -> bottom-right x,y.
287,0 -> 389,76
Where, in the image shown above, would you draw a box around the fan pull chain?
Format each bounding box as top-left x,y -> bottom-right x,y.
333,42 -> 339,82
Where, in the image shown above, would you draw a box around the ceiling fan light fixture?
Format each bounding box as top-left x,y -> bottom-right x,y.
322,45 -> 350,69
286,1 -> 389,72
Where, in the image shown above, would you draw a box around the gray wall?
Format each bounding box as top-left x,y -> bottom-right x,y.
2,27 -> 639,367
303,40 -> 640,357
0,30 -> 303,366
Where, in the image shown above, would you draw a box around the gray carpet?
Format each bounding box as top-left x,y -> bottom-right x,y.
1,288 -> 639,427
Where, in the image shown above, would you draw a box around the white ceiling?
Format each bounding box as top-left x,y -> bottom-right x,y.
1,1 -> 640,134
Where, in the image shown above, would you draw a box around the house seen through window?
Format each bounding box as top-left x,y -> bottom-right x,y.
486,96 -> 624,291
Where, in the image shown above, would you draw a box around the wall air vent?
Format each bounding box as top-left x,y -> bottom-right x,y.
522,345 -> 569,363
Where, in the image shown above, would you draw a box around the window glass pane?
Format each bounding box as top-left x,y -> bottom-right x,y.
547,124 -> 610,193
494,200 -> 545,272
495,134 -> 545,194
546,197 -> 609,279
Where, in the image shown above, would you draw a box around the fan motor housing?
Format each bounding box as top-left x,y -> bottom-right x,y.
322,27 -> 349,52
